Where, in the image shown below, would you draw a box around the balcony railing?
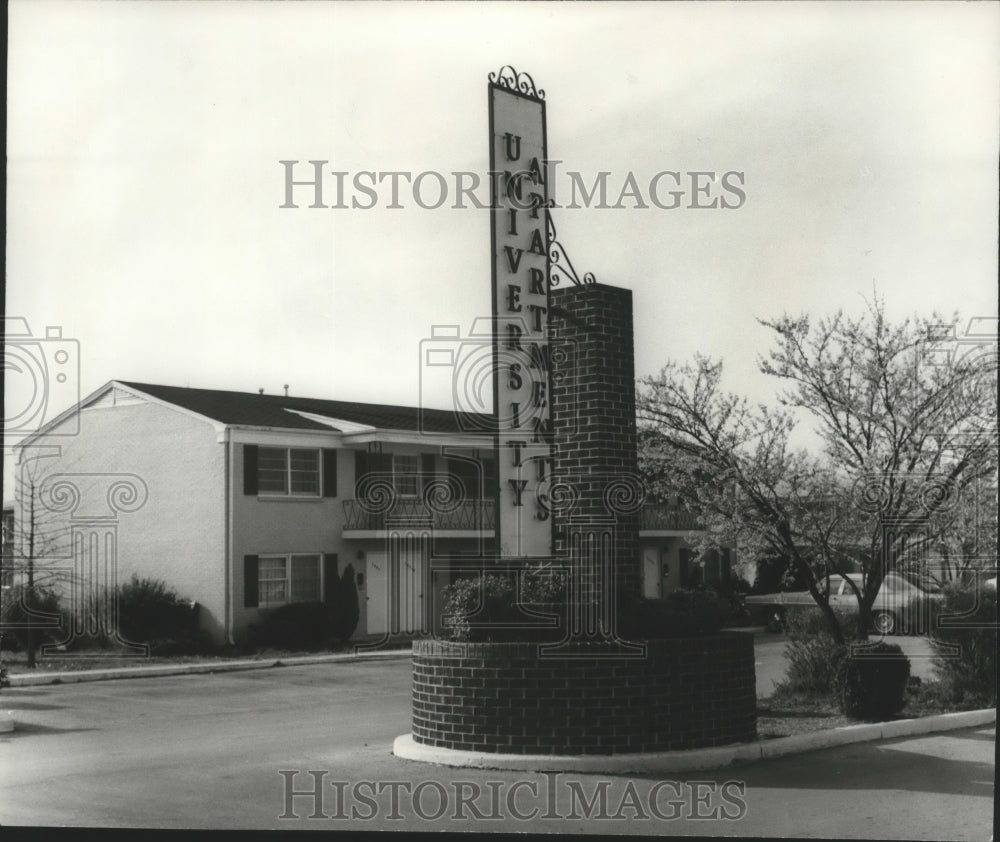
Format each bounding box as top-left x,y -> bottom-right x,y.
343,498 -> 496,532
344,500 -> 694,534
640,504 -> 702,532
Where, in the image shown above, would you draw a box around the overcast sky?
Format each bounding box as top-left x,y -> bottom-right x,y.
5,1 -> 998,494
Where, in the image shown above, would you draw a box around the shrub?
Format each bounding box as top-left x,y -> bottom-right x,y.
250,601 -> 337,651
441,572 -> 736,643
117,576 -> 196,643
777,608 -> 859,696
521,566 -> 568,606
929,582 -> 997,707
440,568 -> 568,643
0,586 -> 64,651
618,589 -> 731,640
442,574 -> 522,643
329,564 -> 360,643
834,640 -> 911,720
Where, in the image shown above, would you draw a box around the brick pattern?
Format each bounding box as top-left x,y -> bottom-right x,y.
550,284 -> 642,605
411,636 -> 757,755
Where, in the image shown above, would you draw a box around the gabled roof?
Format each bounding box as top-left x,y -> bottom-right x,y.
118,381 -> 495,435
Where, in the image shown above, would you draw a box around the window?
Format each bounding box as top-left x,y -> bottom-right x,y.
447,456 -> 492,500
254,447 -> 320,496
392,454 -> 420,497
257,554 -> 321,606
289,450 -> 320,494
258,557 -> 288,605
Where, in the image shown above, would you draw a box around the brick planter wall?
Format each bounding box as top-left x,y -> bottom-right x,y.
411,635 -> 756,755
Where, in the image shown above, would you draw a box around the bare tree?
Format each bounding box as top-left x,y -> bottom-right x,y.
638,296 -> 997,642
3,449 -> 76,666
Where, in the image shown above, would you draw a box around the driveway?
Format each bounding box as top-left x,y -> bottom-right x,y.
0,647 -> 992,836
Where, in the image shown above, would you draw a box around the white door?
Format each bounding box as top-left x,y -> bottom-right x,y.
642,549 -> 661,598
365,551 -> 388,635
394,532 -> 428,635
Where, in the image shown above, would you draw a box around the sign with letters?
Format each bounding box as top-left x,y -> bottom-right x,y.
489,73 -> 553,558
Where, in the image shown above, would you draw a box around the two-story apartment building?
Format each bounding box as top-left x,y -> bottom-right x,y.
13,380 -> 728,645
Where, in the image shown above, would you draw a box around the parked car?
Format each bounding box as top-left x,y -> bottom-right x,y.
745,572 -> 943,635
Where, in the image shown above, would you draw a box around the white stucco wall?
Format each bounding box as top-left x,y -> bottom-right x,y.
15,395 -> 228,642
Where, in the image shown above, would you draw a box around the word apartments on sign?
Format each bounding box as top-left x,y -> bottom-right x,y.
496,131 -> 554,526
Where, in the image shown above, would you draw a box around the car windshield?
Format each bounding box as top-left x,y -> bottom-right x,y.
897,571 -> 942,593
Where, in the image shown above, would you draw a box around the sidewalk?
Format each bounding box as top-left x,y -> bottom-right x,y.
5,645 -> 413,687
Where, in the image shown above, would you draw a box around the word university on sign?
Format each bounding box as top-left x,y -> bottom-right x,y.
489,70 -> 555,558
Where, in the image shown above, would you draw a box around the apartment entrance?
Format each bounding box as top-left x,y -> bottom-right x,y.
365,531 -> 430,635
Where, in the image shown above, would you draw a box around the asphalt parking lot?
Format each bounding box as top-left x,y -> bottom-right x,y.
0,641 -> 993,836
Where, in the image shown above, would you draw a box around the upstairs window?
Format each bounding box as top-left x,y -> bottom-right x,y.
244,446 -> 336,497
392,454 -> 420,497
257,447 -> 318,495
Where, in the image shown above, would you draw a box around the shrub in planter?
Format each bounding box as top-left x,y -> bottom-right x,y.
929,582 -> 997,707
442,575 -> 735,643
250,601 -> 336,651
617,589 -> 731,640
834,641 -> 910,720
440,569 -> 568,643
441,574 -> 501,642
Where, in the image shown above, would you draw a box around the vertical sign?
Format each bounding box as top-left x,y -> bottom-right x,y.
489,74 -> 553,558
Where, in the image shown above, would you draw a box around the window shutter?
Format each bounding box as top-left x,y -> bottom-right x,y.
483,456 -> 498,500
243,445 -> 258,495
323,553 -> 339,602
421,453 -> 435,495
449,457 -> 481,500
679,549 -> 691,589
244,555 -> 259,607
354,451 -> 368,496
322,449 -> 338,498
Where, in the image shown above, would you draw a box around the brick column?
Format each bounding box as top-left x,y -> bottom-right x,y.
549,283 -> 643,623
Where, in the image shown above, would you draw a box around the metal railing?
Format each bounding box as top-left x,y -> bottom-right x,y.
343,498 -> 496,532
344,500 -> 694,533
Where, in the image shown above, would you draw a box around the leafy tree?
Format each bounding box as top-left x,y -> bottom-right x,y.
637,297 -> 997,643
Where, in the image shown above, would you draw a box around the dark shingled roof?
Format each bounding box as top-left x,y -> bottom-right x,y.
118,382 -> 495,435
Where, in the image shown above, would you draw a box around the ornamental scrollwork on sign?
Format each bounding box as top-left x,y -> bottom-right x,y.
547,213 -> 597,288
488,65 -> 545,100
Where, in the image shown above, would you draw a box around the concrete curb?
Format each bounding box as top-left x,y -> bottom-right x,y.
6,647 -> 412,687
392,708 -> 997,773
